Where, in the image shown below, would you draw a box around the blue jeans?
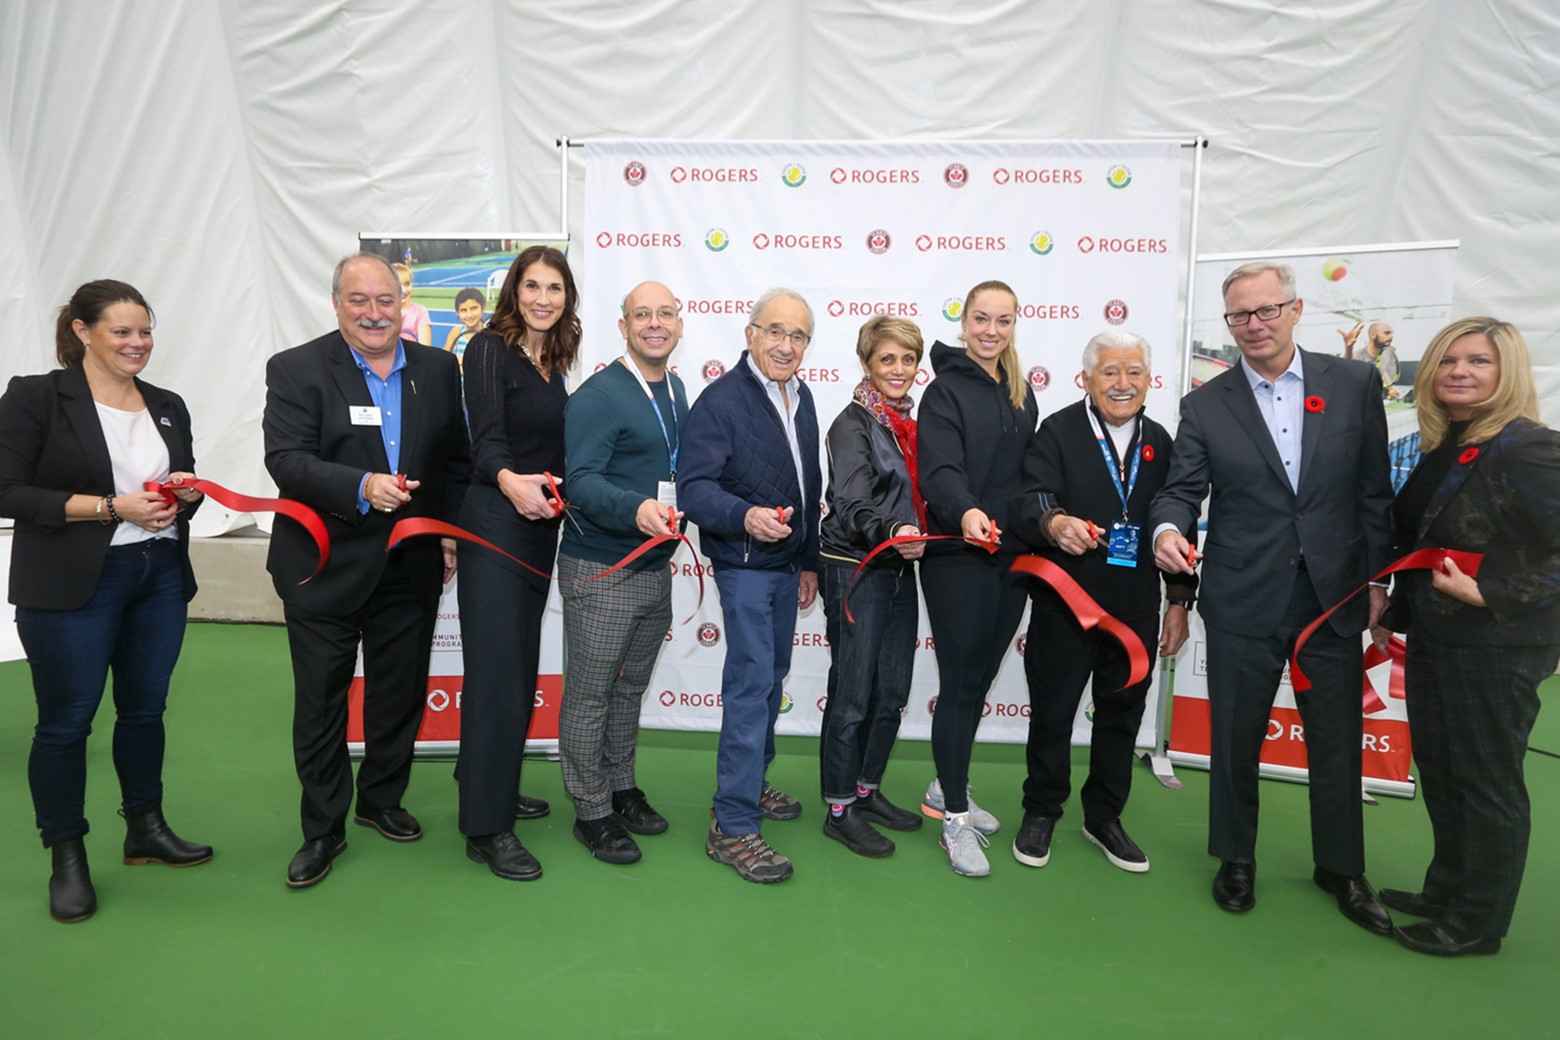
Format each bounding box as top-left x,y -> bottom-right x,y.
17,539 -> 188,846
818,560 -> 918,803
712,566 -> 800,834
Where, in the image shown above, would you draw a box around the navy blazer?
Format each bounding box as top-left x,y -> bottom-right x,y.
0,364 -> 199,610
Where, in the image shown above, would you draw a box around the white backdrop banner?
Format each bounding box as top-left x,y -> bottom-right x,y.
583,139 -> 1183,743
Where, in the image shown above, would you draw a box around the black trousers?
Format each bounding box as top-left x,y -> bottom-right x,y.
1204,575 -> 1365,874
920,555 -> 1027,815
1405,635 -> 1558,938
1021,595 -> 1158,826
286,551 -> 436,843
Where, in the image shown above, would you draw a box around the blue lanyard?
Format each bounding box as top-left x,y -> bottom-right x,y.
647,388 -> 679,476
1088,407 -> 1142,519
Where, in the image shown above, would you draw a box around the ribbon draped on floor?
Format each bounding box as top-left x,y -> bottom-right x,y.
145,479 -> 329,582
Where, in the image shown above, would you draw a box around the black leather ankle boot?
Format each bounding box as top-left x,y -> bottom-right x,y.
49,837 -> 96,923
122,804 -> 213,867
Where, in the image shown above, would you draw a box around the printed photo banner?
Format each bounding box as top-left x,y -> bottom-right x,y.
583,138 -> 1184,744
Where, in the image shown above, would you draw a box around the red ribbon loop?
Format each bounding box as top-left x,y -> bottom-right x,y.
1009,554 -> 1151,690
1361,635 -> 1408,714
145,479 -> 330,583
843,529 -> 999,623
386,517 -> 557,581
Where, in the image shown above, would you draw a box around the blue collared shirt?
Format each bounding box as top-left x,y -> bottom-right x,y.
742,354 -> 806,494
351,342 -> 407,513
1241,348 -> 1305,493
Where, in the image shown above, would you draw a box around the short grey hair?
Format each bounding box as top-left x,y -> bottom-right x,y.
332,252 -> 399,299
1221,261 -> 1296,301
748,287 -> 814,334
1082,330 -> 1151,373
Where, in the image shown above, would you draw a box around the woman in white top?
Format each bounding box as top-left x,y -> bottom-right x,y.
0,279 -> 211,924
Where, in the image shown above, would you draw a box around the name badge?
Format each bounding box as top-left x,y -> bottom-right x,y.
1106,521 -> 1140,568
350,406 -> 383,427
657,481 -> 677,510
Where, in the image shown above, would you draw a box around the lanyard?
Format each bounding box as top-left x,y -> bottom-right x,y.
619,356 -> 680,475
1084,405 -> 1142,520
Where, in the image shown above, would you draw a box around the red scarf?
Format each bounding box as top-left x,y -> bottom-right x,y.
853,379 -> 926,529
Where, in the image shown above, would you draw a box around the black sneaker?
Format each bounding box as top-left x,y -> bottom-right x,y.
573,816 -> 642,865
822,805 -> 896,858
854,789 -> 924,832
611,787 -> 669,835
1083,819 -> 1149,873
1012,813 -> 1058,868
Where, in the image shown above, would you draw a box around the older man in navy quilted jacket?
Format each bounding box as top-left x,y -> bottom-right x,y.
678,288 -> 822,884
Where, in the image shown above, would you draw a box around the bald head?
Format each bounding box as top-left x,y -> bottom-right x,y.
619,281 -> 682,376
1368,322 -> 1394,356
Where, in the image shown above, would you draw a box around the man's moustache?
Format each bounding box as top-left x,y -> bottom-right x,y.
358,319 -> 394,330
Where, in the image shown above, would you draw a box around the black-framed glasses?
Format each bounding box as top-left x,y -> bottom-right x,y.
748,322 -> 811,348
628,306 -> 678,324
1223,299 -> 1296,328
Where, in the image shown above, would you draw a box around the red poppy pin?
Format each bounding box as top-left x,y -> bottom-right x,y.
1304,396 -> 1325,413
1141,445 -> 1156,462
1459,447 -> 1480,464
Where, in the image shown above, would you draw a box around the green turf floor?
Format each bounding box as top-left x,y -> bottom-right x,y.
1,622 -> 1556,1038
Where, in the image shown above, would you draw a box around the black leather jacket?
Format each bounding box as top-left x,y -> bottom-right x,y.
820,399 -> 918,566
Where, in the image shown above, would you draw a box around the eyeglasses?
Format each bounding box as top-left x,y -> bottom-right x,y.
1223,299 -> 1296,328
748,322 -> 811,348
628,306 -> 678,324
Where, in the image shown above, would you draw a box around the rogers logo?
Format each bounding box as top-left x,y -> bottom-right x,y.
1017,303 -> 1081,320
697,622 -> 721,647
624,161 -> 646,187
831,168 -> 847,184
927,696 -> 938,716
1016,634 -> 1028,654
991,702 -> 1032,718
866,229 -> 892,254
1104,299 -> 1129,325
828,300 -> 920,318
994,168 -> 1011,185
427,688 -> 458,712
995,167 -> 1085,185
671,165 -> 760,184
663,691 -> 724,708
754,233 -> 844,251
916,235 -> 933,251
944,163 -> 969,187
1083,237 -> 1171,254
753,233 -> 770,250
682,298 -> 755,315
595,232 -> 684,250
816,696 -> 828,712
659,690 -> 676,706
1078,236 -> 1096,254
915,235 -> 1007,252
671,166 -> 687,183
701,359 -> 726,383
832,167 -> 921,185
797,368 -> 841,383
827,300 -> 846,318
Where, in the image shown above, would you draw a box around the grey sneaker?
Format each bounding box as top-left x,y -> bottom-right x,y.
759,783 -> 803,821
921,778 -> 1000,835
939,811 -> 991,877
706,822 -> 793,883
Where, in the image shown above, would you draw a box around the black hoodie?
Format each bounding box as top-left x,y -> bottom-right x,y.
917,341 -> 1038,557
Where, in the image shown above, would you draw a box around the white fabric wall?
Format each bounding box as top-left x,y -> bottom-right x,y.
2,0 -> 1557,535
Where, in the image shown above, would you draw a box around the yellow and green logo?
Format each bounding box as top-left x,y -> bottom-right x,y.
779,692 -> 794,714
1106,164 -> 1132,189
942,298 -> 964,322
1029,231 -> 1054,255
781,163 -> 807,188
704,228 -> 730,252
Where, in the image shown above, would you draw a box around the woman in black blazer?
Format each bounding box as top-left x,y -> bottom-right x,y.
0,280 -> 211,923
1373,317 -> 1560,956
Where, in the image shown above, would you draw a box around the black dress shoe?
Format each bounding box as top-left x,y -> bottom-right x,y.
573,816 -> 642,864
823,805 -> 895,858
611,787 -> 668,835
353,805 -> 422,842
466,831 -> 543,881
122,804 -> 213,867
853,789 -> 923,832
1380,888 -> 1449,918
1395,919 -> 1501,957
1313,868 -> 1394,936
1213,861 -> 1256,912
286,835 -> 347,889
514,794 -> 551,820
48,837 -> 97,923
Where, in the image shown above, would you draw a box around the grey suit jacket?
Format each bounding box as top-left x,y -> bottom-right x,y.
1149,348 -> 1392,638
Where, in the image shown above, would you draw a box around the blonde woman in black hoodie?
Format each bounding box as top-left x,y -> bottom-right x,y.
917,280 -> 1039,877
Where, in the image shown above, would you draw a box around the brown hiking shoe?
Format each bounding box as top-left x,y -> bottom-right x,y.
706,822 -> 794,883
759,783 -> 802,821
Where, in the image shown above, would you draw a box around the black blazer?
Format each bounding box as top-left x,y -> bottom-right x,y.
0,364 -> 199,610
1387,417 -> 1560,646
262,332 -> 470,614
1149,348 -> 1393,638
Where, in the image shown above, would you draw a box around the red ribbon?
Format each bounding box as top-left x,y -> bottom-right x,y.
1289,547 -> 1485,692
1361,635 -> 1407,714
580,507 -> 705,623
843,526 -> 1001,623
1009,555 -> 1151,689
145,479 -> 330,583
386,517 -> 556,581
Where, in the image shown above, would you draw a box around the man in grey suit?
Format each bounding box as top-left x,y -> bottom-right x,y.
1150,261 -> 1394,935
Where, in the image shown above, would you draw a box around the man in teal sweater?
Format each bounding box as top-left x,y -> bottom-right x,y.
558,281 -> 689,865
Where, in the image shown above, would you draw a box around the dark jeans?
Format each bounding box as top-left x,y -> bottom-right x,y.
18,539 -> 187,846
818,560 -> 918,803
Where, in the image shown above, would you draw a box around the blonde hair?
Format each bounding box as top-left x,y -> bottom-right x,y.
1415,316 -> 1542,450
962,280 -> 1026,410
855,315 -> 924,366
391,261 -> 414,290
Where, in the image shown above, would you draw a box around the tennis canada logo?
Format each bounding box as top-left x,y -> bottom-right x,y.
779,692 -> 794,714
704,228 -> 730,252
624,161 -> 646,187
944,163 -> 969,187
781,163 -> 807,187
866,229 -> 892,254
1106,164 -> 1132,189
696,622 -> 721,647
1029,231 -> 1054,255
1027,366 -> 1050,392
1104,299 -> 1129,325
942,298 -> 964,322
701,359 -> 726,383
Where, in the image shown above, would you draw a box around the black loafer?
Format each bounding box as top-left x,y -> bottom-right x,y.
514,794 -> 552,820
1213,861 -> 1255,912
611,787 -> 668,835
286,835 -> 347,889
1395,919 -> 1501,957
466,831 -> 543,881
853,790 -> 923,832
1380,888 -> 1448,918
353,805 -> 422,842
1314,868 -> 1394,936
573,816 -> 642,864
822,805 -> 895,858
